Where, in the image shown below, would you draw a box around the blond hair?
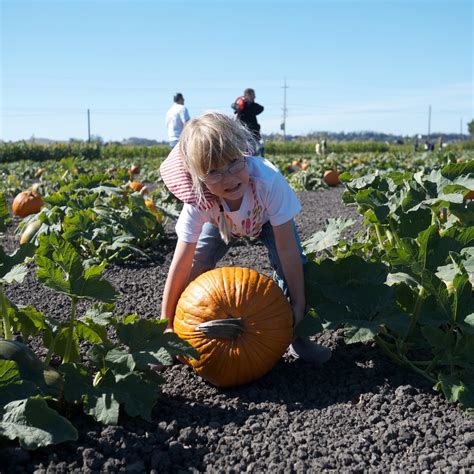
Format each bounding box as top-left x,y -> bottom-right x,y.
179,112 -> 254,243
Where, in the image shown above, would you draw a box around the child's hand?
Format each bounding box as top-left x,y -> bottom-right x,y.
160,318 -> 174,333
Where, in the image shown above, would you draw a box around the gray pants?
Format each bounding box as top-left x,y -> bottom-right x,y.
190,220 -> 307,298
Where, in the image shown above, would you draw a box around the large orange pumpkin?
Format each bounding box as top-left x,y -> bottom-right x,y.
323,170 -> 340,186
174,267 -> 294,388
12,191 -> 44,218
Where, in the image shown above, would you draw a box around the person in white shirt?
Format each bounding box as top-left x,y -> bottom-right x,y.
165,93 -> 190,147
159,112 -> 332,365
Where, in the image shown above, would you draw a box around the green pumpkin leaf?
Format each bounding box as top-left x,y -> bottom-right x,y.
0,397 -> 78,449
35,255 -> 70,295
12,306 -> 48,339
0,361 -> 40,406
0,244 -> 35,281
84,370 -> 121,425
111,372 -> 158,421
61,363 -> 93,403
303,218 -> 354,255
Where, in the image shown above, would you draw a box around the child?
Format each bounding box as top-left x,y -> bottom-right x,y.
159,112 -> 331,364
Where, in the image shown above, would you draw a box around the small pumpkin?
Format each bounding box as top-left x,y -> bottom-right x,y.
144,198 -> 157,212
12,190 -> 44,218
291,159 -> 301,168
323,170 -> 340,187
128,181 -> 145,193
144,199 -> 163,223
129,164 -> 140,175
290,159 -> 301,172
301,160 -> 309,171
174,267 -> 293,388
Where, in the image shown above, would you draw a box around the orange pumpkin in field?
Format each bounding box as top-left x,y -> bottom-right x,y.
144,198 -> 156,211
128,181 -> 145,192
323,170 -> 340,186
12,191 -> 44,218
129,164 -> 140,175
174,267 -> 294,388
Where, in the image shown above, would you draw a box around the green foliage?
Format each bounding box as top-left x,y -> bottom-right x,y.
18,170 -> 165,263
301,163 -> 474,416
0,142 -> 171,164
0,231 -> 198,450
0,395 -> 78,449
0,142 -> 102,163
265,141 -> 396,155
467,120 -> 474,137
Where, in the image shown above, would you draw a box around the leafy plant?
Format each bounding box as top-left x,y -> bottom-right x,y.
301,162 -> 474,416
17,172 -> 165,263
0,229 -> 198,449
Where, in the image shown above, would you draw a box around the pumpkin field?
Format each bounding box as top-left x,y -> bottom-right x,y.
0,142 -> 473,472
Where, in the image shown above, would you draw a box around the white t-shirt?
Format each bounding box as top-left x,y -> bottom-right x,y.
175,157 -> 301,243
165,103 -> 190,142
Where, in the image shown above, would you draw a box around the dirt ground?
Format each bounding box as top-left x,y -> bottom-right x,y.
1,187 -> 473,473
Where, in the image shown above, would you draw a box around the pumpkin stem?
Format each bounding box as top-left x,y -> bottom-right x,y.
195,317 -> 244,340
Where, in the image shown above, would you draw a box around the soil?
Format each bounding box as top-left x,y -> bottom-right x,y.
1,187 -> 473,473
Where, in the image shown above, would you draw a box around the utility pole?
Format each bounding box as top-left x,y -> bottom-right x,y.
460,118 -> 463,140
427,105 -> 431,139
87,109 -> 91,142
281,78 -> 288,141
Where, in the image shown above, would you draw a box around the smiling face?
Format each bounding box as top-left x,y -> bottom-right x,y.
203,158 -> 250,204
179,112 -> 254,206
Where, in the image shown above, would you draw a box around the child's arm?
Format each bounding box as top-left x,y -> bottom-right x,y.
272,220 -> 306,327
160,239 -> 198,330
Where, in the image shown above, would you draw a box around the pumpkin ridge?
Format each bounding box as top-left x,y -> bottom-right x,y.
237,335 -> 261,384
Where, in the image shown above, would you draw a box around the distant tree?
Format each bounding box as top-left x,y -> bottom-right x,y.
468,119 -> 474,137
90,135 -> 104,144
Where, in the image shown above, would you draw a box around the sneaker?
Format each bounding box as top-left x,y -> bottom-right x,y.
288,337 -> 332,365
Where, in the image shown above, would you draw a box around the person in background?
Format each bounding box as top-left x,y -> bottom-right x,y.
321,139 -> 327,155
437,136 -> 444,152
166,93 -> 191,147
159,112 -> 332,365
231,88 -> 265,156
413,136 -> 419,153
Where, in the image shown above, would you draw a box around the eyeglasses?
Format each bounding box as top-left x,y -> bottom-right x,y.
199,158 -> 247,185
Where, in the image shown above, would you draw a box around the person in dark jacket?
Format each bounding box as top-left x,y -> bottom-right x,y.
231,88 -> 264,155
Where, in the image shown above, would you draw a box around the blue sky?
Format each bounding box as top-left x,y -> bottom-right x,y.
1,0 -> 472,142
